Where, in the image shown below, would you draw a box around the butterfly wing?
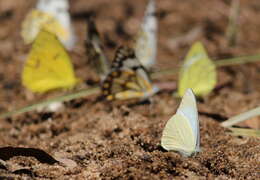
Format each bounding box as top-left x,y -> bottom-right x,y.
161,114 -> 197,157
21,10 -> 68,45
178,42 -> 217,97
161,88 -> 200,156
85,18 -> 110,79
177,88 -> 200,151
102,46 -> 158,100
135,0 -> 157,69
37,0 -> 75,49
21,0 -> 75,49
22,30 -> 78,93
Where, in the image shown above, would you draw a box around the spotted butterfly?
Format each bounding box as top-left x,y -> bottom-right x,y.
101,46 -> 159,100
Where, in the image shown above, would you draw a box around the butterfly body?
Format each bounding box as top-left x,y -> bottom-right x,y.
161,89 -> 200,157
22,30 -> 78,93
102,46 -> 159,100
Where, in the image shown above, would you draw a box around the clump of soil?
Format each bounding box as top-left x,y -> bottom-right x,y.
0,0 -> 259,179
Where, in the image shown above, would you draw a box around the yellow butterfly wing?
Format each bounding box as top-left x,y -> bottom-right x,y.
178,42 -> 217,97
21,9 -> 69,45
22,30 -> 78,93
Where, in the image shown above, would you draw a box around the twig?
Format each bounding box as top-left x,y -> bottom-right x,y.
166,26 -> 203,50
215,54 -> 260,67
221,106 -> 260,127
0,87 -> 100,119
229,127 -> 260,137
226,0 -> 240,46
153,54 -> 260,79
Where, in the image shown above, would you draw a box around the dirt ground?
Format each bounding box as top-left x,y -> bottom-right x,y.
0,0 -> 259,179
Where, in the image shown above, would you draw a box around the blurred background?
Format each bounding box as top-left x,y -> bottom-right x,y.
0,0 -> 259,126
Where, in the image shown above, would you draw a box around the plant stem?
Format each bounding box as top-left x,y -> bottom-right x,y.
215,54 -> 260,67
229,127 -> 260,137
226,0 -> 240,46
221,106 -> 260,127
0,87 -> 100,119
1,53 -> 260,119
153,54 -> 260,79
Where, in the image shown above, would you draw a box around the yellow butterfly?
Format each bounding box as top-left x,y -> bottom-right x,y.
85,18 -> 110,80
101,46 -> 159,100
178,42 -> 217,97
161,88 -> 200,157
21,9 -> 70,47
22,30 -> 78,93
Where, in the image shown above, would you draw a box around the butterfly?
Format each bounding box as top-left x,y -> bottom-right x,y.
161,88 -> 200,157
22,30 -> 78,93
85,18 -> 110,80
21,0 -> 75,50
101,46 -> 159,100
178,41 -> 217,97
134,0 -> 157,69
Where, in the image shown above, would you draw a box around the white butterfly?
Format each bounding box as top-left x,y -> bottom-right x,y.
21,0 -> 75,50
37,0 -> 75,49
135,0 -> 157,69
161,88 -> 200,157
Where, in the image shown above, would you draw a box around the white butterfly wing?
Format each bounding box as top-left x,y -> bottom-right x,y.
36,0 -> 75,49
37,0 -> 69,12
176,88 -> 199,149
135,0 -> 157,69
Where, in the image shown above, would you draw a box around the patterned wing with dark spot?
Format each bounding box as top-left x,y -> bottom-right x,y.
101,46 -> 158,100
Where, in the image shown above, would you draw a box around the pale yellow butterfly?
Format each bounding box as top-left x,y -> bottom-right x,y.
161,88 -> 200,157
178,42 -> 217,97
